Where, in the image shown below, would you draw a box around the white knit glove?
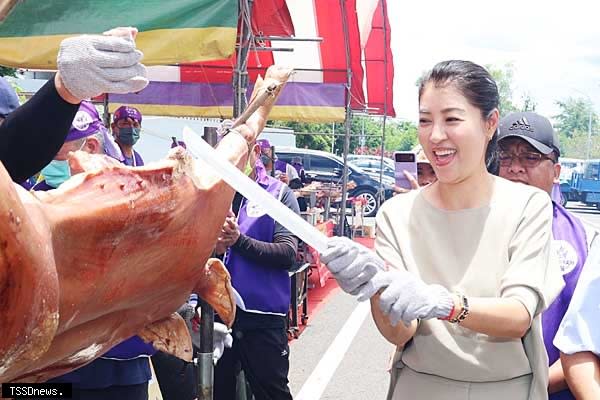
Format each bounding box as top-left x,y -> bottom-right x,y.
213,323 -> 233,365
368,269 -> 454,327
57,33 -> 148,100
320,237 -> 385,299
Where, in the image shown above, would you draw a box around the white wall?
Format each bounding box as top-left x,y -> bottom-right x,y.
137,116 -> 296,163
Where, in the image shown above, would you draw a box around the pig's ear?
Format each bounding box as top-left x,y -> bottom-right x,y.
139,313 -> 193,361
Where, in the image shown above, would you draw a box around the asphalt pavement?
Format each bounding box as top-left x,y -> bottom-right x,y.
565,201 -> 600,228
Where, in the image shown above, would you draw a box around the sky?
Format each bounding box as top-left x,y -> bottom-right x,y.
386,0 -> 600,123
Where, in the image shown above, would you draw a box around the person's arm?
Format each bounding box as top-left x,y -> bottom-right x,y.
371,191 -> 559,340
370,204 -> 419,345
371,293 -> 418,346
561,351 -> 600,399
456,296 -> 534,338
0,75 -> 79,182
232,233 -> 297,267
231,186 -> 300,267
373,282 -> 534,339
548,358 -> 569,394
449,192 -> 560,338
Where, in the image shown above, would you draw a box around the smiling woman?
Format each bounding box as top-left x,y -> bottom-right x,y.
367,60 -> 565,400
320,60 -> 565,400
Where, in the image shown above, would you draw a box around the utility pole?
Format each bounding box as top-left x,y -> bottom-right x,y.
572,88 -> 595,160
587,109 -> 593,160
339,0 -> 353,237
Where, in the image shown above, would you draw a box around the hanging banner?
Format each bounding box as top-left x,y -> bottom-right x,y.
0,0 -> 238,68
108,81 -> 346,122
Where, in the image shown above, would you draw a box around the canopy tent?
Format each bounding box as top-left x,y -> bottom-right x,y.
0,0 -> 238,68
108,0 -> 394,122
0,0 -> 394,122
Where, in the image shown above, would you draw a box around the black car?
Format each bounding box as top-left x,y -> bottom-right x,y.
275,147 -> 394,217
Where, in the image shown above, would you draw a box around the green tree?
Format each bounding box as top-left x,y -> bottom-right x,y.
0,66 -> 17,77
272,116 -> 418,155
486,63 -> 517,116
273,120 -> 334,151
520,92 -> 537,112
553,97 -> 598,139
558,130 -> 600,159
384,121 -> 418,152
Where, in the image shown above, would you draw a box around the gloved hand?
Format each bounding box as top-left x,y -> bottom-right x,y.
57,29 -> 148,100
213,323 -> 233,365
368,269 -> 455,327
320,237 -> 385,299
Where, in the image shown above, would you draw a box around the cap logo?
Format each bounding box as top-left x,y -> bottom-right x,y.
509,117 -> 534,132
72,110 -> 93,131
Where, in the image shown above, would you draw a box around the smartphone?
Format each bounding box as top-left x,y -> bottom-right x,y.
394,152 -> 417,190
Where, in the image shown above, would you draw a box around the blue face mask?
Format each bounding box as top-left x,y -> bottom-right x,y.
260,154 -> 272,166
118,127 -> 141,146
41,160 -> 71,188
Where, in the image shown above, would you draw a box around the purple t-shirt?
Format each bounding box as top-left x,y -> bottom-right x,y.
545,202 -> 588,400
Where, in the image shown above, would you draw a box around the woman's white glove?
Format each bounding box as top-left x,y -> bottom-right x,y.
213,323 -> 233,365
320,237 -> 385,299
57,30 -> 148,100
368,269 -> 454,327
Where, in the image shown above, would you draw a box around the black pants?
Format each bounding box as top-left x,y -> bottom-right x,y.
214,326 -> 292,400
151,350 -> 197,400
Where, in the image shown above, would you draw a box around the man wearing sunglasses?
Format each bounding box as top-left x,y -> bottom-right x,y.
497,111 -> 598,400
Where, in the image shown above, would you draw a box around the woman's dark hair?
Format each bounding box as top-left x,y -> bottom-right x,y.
418,60 -> 500,174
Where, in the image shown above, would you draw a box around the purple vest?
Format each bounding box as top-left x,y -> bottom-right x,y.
32,180 -> 54,191
43,152 -> 152,388
545,202 -> 587,400
292,162 -> 304,175
225,162 -> 290,315
551,182 -> 563,204
122,149 -> 144,167
274,159 -> 288,174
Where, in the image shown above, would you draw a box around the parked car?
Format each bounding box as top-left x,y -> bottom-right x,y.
347,155 -> 396,186
347,155 -> 395,178
275,147 -> 394,217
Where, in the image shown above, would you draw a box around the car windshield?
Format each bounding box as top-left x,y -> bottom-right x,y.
328,153 -> 365,173
348,156 -> 394,170
278,150 -> 367,174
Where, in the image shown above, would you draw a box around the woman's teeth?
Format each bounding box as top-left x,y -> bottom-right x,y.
434,149 -> 456,157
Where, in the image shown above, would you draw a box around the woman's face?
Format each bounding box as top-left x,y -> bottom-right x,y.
418,82 -> 497,184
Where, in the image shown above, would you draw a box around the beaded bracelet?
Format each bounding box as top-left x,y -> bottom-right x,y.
449,293 -> 469,324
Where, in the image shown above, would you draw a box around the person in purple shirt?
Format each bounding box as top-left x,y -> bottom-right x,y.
257,138 -> 302,189
31,101 -> 154,400
497,111 -> 598,400
212,138 -> 300,400
111,105 -> 144,167
33,101 -> 122,191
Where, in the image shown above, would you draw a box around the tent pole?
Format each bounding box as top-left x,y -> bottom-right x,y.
198,1 -> 253,399
377,0 -> 389,209
338,0 -> 352,237
102,94 -> 110,128
233,0 -> 254,118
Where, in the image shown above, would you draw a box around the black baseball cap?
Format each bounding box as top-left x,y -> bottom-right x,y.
498,112 -> 560,157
